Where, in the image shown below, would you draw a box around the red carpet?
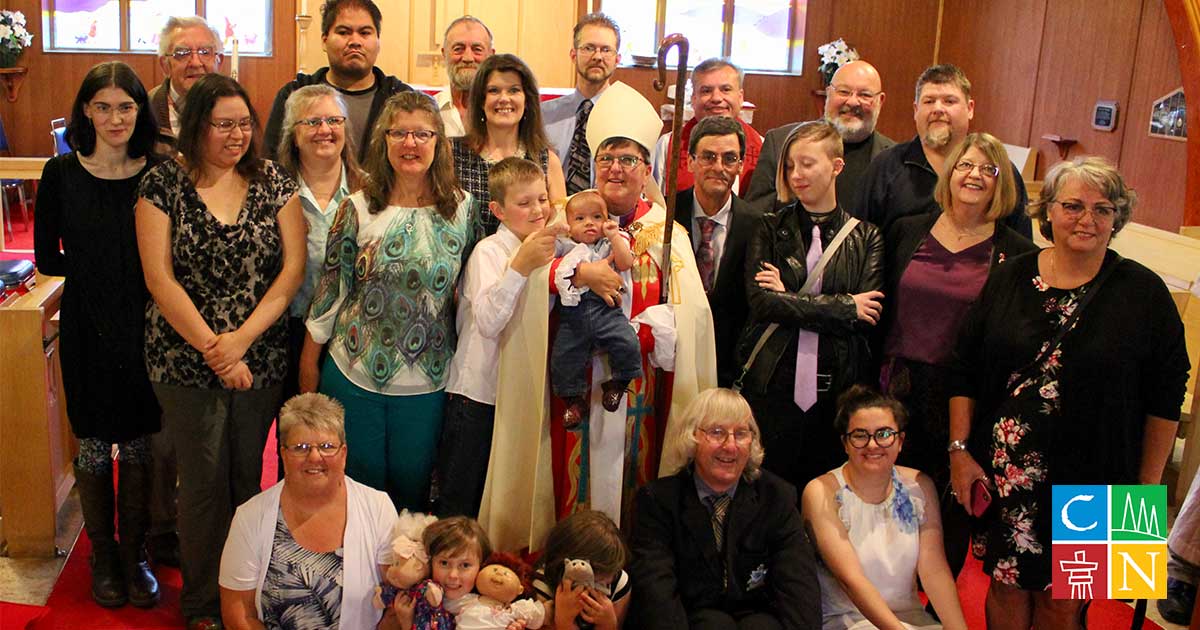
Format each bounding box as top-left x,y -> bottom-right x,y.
0,601 -> 50,629
24,430 -> 279,630
956,554 -> 1163,629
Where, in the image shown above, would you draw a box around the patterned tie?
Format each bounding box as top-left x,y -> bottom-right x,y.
696,216 -> 717,292
565,98 -> 594,195
709,493 -> 731,550
793,224 -> 823,411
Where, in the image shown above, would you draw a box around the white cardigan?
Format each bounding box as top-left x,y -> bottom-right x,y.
219,477 -> 398,630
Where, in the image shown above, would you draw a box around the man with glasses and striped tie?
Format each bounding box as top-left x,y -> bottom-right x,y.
148,16 -> 224,149
675,115 -> 761,387
543,12 -> 622,195
629,388 -> 820,630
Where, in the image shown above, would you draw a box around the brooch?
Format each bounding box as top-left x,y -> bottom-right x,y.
746,564 -> 767,590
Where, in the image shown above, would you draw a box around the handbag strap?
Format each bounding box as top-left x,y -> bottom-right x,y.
1008,252 -> 1123,391
733,216 -> 861,392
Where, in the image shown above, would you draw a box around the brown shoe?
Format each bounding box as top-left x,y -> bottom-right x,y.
601,380 -> 629,412
562,398 -> 587,430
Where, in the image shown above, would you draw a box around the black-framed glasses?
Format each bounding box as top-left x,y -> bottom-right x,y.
296,116 -> 347,129
577,44 -> 616,58
281,441 -> 344,458
693,151 -> 742,168
830,86 -> 879,101
170,47 -> 217,60
384,128 -> 438,144
595,154 -> 644,169
209,118 -> 254,134
1054,200 -> 1117,219
844,428 -> 901,448
698,426 -> 754,446
954,160 -> 1001,178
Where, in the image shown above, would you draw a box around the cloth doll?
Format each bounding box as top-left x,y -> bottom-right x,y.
374,510 -> 454,629
454,552 -> 546,630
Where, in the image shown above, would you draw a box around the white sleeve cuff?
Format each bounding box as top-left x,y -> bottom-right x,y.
554,242 -> 593,307
631,303 -> 676,371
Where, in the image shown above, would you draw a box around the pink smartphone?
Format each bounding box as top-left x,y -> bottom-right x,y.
971,479 -> 993,517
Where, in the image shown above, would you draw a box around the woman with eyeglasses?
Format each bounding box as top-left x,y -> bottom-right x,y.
220,392 -> 398,630
803,385 -> 967,630
136,73 -> 304,630
452,53 -> 566,235
877,132 -> 1035,577
34,61 -> 163,610
302,91 -> 476,512
946,156 -> 1188,630
274,85 -> 364,400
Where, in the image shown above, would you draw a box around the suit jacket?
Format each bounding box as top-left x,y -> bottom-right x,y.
629,468 -> 821,630
745,124 -> 895,216
676,188 -> 760,387
146,79 -> 179,153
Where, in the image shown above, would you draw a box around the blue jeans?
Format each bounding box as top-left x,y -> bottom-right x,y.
551,292 -> 643,397
434,393 -> 495,518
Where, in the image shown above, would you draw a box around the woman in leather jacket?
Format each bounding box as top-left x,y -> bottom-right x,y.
738,120 -> 884,493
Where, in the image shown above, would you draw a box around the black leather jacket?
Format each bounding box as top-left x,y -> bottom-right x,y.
736,203 -> 884,396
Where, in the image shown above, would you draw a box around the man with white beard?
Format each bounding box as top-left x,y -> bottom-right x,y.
436,16 -> 494,137
857,64 -> 1031,236
746,60 -> 894,216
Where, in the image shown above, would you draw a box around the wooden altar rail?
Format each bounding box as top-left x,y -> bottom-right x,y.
0,156 -> 49,180
0,274 -> 75,557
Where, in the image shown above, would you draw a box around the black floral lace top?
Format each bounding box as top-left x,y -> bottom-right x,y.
137,159 -> 298,388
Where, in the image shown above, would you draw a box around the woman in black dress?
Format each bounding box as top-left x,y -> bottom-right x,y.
947,156 -> 1189,629
33,61 -> 162,609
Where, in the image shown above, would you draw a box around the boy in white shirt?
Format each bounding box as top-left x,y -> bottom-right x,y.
437,157 -> 563,517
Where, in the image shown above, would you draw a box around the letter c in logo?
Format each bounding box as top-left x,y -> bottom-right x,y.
1062,494 -> 1098,532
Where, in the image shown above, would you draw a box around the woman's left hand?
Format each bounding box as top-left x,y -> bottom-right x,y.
579,588 -> 617,630
755,262 -> 785,292
219,361 -> 254,390
204,331 -> 250,374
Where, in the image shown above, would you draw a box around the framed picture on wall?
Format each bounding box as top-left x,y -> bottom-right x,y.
1149,88 -> 1187,141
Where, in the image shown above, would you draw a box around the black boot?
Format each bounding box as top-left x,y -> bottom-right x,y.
74,461 -> 127,607
117,461 -> 160,608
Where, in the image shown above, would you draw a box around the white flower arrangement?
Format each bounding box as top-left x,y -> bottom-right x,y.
0,10 -> 34,67
816,38 -> 859,85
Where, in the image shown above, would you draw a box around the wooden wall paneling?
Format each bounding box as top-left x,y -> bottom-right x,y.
1119,0 -> 1187,231
937,0 -> 1047,149
1163,0 -> 1200,227
515,0 -> 576,88
825,0 -> 941,142
1026,0 -> 1144,179
0,0 -> 296,158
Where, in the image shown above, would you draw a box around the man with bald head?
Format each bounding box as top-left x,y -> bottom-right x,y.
437,16 -> 494,137
746,60 -> 894,215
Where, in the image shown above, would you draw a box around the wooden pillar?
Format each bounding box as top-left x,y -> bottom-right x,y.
1165,0 -> 1200,226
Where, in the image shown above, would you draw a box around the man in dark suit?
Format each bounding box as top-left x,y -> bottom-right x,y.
676,116 -> 760,387
630,388 -> 821,630
745,60 -> 894,217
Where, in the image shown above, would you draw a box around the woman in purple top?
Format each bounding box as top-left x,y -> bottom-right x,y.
878,132 -> 1035,576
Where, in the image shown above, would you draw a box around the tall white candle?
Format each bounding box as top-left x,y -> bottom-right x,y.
231,38 -> 239,79
301,0 -> 308,15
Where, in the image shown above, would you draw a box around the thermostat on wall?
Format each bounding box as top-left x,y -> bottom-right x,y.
1093,100 -> 1119,131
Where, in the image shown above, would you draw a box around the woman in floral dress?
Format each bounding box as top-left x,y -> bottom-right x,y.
946,156 -> 1189,629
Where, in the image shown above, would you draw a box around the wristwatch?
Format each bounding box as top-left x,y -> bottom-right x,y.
947,439 -> 968,453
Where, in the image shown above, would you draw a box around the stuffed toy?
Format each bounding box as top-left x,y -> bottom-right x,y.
374,510 -> 453,630
453,552 -> 546,630
562,558 -> 596,591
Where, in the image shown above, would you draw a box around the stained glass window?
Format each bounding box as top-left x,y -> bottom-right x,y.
602,0 -> 803,73
48,0 -> 121,50
129,0 -> 195,51
43,0 -> 272,54
206,0 -> 271,55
